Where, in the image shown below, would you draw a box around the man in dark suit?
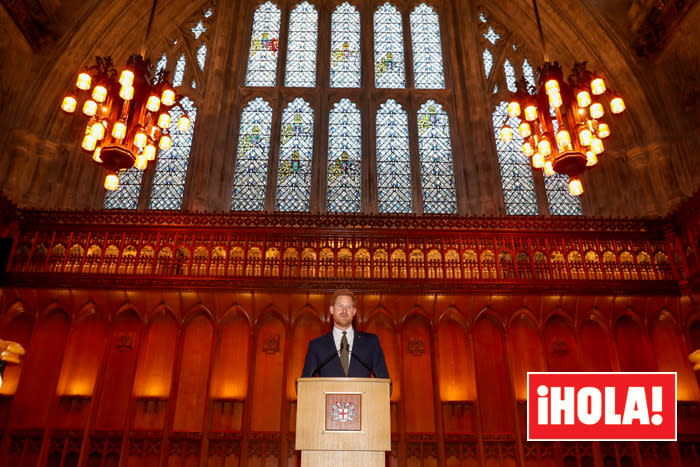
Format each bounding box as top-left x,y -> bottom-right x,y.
301,289 -> 390,379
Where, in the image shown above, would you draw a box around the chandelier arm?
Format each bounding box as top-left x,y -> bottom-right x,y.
140,0 -> 159,58
532,0 -> 549,63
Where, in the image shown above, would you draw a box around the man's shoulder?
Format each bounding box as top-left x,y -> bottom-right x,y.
356,330 -> 380,341
308,332 -> 333,346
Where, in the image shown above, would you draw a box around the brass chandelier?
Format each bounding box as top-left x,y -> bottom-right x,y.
59,0 -> 190,191
499,0 -> 626,196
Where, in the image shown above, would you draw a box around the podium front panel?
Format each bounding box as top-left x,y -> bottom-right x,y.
295,377 -> 390,452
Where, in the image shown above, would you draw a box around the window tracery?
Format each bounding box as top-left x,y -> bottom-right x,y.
330,2 -> 361,88
285,2 -> 318,87
374,3 -> 406,89
377,99 -> 412,213
276,98 -> 314,211
328,99 -> 362,213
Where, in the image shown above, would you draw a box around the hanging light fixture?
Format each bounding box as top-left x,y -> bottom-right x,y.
499,0 -> 626,196
60,0 -> 190,191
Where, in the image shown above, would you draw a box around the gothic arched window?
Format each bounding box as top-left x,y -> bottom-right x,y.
376,99 -> 412,213
330,2 -> 361,88
418,100 -> 456,214
231,98 -> 273,211
327,98 -> 361,213
285,2 -> 318,87
104,7 -> 211,210
276,98 -> 314,211
410,4 -> 445,89
480,10 -> 581,216
245,2 -> 281,87
374,3 -> 406,88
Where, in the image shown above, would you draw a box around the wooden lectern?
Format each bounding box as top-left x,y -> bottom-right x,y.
295,377 -> 391,467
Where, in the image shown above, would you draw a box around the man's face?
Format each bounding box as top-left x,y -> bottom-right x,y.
330,295 -> 356,330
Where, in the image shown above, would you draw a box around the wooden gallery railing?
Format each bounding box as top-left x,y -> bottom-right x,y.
0,208 -> 685,293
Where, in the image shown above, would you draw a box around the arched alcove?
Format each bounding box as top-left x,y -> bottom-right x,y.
402,313 -> 435,433
250,312 -> 286,432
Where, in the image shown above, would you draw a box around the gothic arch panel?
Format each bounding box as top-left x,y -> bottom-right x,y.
402,314 -> 435,433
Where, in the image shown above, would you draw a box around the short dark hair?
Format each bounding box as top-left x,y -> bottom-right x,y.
331,288 -> 356,307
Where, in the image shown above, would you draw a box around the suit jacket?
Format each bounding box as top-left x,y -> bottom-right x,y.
301,330 -> 390,378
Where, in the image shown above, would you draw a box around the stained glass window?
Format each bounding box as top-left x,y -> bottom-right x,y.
504,58 -> 517,92
328,98 -> 361,212
191,21 -> 206,39
330,2 -> 361,88
232,98 -> 273,210
276,98 -> 314,211
173,54 -> 186,87
245,2 -> 281,87
196,44 -> 207,71
484,26 -> 500,44
285,2 -> 318,87
149,98 -> 197,210
154,53 -> 167,81
482,49 -> 493,78
492,101 -> 538,215
104,169 -> 143,209
374,3 -> 405,88
417,100 -> 456,214
376,99 -> 411,213
523,58 -> 536,89
410,4 -> 445,89
545,173 -> 582,215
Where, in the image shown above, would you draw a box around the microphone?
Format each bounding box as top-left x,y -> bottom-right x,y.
348,345 -> 375,378
311,344 -> 341,377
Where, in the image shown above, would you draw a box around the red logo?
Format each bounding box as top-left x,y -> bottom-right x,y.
527,372 -> 676,441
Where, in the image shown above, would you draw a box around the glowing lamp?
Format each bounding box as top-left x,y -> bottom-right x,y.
590,103 -> 604,119
112,120 -> 127,139
576,90 -> 591,107
523,142 -> 535,157
556,130 -> 572,151
591,137 -> 604,155
147,95 -> 161,112
544,160 -> 555,176
82,100 -> 97,117
532,152 -> 545,169
597,123 -> 610,139
500,125 -> 513,143
177,115 -> 190,132
93,147 -> 102,163
91,121 -> 105,140
119,69 -> 134,87
119,85 -> 134,101
81,133 -> 96,151
157,112 -> 171,129
569,177 -> 583,196
518,122 -> 531,138
61,96 -> 77,113
134,130 -> 148,148
537,137 -> 552,156
578,128 -> 593,147
524,105 -> 538,121
92,85 -> 108,103
507,101 -> 521,118
104,173 -> 119,191
610,97 -> 625,114
159,134 -> 172,150
586,150 -> 598,167
591,77 -> 606,95
548,91 -> 563,108
545,79 -> 560,95
144,144 -> 157,161
161,89 -> 175,106
134,154 -> 148,170
76,72 -> 92,90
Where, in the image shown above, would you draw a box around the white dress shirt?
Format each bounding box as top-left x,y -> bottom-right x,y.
332,326 -> 354,365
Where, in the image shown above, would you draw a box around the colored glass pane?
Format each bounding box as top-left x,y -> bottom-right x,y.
376,99 -> 412,213
173,54 -> 186,87
245,2 -> 281,87
410,4 -> 445,89
493,101 -> 538,215
483,49 -> 493,78
328,98 -> 361,212
191,21 -> 206,39
231,98 -> 273,211
330,2 -> 361,88
417,100 -> 456,214
197,44 -> 207,71
374,3 -> 405,88
276,98 -> 314,211
149,97 -> 197,210
285,2 -> 318,87
545,173 -> 583,215
104,168 -> 143,209
504,58 -> 517,92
